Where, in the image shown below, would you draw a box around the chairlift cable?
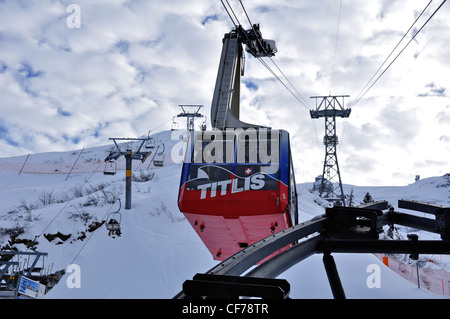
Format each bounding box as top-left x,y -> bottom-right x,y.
33,160 -> 105,241
69,155 -> 149,265
70,153 -> 148,266
34,129 -> 153,247
147,136 -> 172,169
69,197 -> 123,266
28,149 -> 122,246
149,117 -> 174,133
27,118 -> 173,258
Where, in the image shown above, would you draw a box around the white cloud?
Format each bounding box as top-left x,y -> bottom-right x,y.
0,0 -> 449,186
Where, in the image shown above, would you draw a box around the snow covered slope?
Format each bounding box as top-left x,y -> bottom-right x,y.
0,130 -> 449,299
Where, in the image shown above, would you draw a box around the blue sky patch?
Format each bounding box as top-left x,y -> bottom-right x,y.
0,125 -> 7,137
57,107 -> 71,117
0,62 -> 7,73
71,136 -> 81,144
0,125 -> 18,147
243,79 -> 258,91
418,82 -> 447,97
201,14 -> 219,25
19,62 -> 43,78
62,134 -> 81,144
255,6 -> 272,14
115,40 -> 130,54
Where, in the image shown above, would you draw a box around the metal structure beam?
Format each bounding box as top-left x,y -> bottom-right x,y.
0,251 -> 48,294
323,252 -> 346,299
182,274 -> 290,299
175,200 -> 450,299
206,217 -> 327,277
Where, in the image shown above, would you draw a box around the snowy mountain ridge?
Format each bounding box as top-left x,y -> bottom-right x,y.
0,130 -> 449,299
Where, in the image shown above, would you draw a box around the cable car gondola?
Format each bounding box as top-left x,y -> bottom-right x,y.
106,199 -> 122,237
177,22 -> 298,262
178,129 -> 298,261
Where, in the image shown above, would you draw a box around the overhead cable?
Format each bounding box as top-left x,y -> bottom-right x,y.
235,0 -> 312,109
256,57 -> 310,109
330,0 -> 343,94
350,0 -> 445,108
220,0 -> 241,27
268,57 -> 311,109
350,0 -> 433,107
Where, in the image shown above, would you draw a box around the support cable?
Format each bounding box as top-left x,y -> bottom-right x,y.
236,0 -> 312,109
220,0 -> 239,27
257,57 -> 310,109
226,0 -> 242,26
330,0 -> 343,95
350,0 -> 444,108
239,0 -> 252,27
339,0 -> 444,153
268,57 -> 311,109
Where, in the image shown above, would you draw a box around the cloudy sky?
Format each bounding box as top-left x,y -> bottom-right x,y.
0,0 -> 449,186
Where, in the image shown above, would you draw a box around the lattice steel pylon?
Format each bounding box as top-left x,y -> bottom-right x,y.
310,95 -> 351,206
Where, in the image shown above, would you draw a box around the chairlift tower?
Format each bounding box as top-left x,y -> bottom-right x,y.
176,105 -> 205,132
104,137 -> 153,210
310,95 -> 351,206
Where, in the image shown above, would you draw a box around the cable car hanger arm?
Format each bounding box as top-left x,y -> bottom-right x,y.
210,24 -> 276,130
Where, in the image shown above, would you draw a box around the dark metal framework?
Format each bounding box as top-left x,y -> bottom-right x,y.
310,95 -> 351,206
1,251 -> 48,296
175,199 -> 450,299
176,105 -> 205,132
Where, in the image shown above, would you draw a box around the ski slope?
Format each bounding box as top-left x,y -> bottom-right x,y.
0,130 -> 449,299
